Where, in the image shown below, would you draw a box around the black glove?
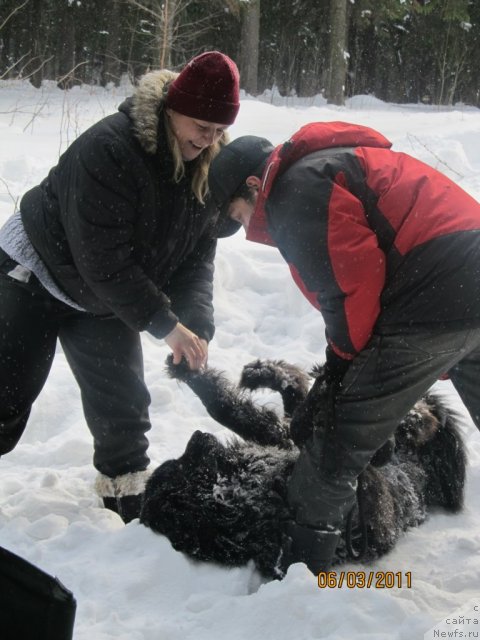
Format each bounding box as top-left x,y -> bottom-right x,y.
370,435 -> 396,467
289,347 -> 350,447
289,374 -> 327,446
279,520 -> 341,576
324,345 -> 351,386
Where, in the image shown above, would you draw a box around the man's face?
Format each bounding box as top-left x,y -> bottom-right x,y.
226,178 -> 260,231
227,196 -> 255,231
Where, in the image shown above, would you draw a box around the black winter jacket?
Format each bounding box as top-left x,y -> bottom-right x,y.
20,70 -> 218,341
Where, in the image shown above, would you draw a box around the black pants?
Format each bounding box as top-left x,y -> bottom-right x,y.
287,326 -> 480,528
0,264 -> 151,477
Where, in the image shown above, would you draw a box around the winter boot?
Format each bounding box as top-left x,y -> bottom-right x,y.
280,520 -> 341,576
95,470 -> 150,523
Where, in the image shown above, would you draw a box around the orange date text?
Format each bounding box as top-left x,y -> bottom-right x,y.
317,571 -> 412,589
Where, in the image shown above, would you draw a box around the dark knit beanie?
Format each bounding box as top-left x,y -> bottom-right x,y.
209,135 -> 275,237
166,51 -> 240,125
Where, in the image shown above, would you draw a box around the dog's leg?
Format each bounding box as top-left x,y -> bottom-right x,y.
239,359 -> 311,418
166,356 -> 290,447
419,394 -> 467,512
394,394 -> 466,512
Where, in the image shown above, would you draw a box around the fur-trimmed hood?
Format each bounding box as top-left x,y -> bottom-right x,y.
123,69 -> 179,155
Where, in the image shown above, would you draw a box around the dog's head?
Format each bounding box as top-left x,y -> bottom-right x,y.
141,431 -> 229,554
140,430 -> 295,575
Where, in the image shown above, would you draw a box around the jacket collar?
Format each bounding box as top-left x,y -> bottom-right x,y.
245,148 -> 281,247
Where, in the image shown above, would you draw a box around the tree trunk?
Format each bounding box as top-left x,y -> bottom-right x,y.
56,0 -> 76,88
326,0 -> 348,105
103,0 -> 123,86
157,0 -> 175,69
239,0 -> 260,95
28,0 -> 46,88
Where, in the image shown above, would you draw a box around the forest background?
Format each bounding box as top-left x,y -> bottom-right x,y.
1,0 -> 479,107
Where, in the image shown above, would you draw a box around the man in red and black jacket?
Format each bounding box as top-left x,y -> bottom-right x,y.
209,122 -> 480,576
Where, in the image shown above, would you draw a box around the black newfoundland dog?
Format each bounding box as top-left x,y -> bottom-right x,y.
140,358 -> 466,579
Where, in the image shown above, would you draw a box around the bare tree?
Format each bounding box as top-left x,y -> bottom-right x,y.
435,18 -> 470,105
124,0 -> 217,69
125,0 -> 174,68
0,0 -> 30,32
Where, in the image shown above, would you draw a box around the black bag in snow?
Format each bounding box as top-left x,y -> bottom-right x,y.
0,545 -> 76,639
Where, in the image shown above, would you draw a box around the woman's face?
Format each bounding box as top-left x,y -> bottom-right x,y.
166,109 -> 227,161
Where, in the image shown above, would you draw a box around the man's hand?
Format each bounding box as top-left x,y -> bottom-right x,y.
164,323 -> 208,370
289,375 -> 327,446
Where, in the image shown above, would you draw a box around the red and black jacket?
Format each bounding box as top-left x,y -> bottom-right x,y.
247,122 -> 480,360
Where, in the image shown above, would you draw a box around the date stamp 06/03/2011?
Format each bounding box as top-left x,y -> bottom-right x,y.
317,571 -> 413,589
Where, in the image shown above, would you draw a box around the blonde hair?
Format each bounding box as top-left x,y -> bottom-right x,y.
163,111 -> 229,204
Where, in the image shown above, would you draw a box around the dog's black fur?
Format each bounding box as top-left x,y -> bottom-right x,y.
140,358 -> 466,578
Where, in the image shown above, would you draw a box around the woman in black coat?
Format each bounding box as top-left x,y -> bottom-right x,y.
0,51 -> 240,522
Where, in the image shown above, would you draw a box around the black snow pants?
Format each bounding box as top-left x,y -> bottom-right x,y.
0,259 -> 151,478
287,326 -> 480,529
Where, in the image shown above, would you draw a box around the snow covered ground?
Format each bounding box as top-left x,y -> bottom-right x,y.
1,79 -> 480,639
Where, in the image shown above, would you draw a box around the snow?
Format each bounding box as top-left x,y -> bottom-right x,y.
1,78 -> 480,639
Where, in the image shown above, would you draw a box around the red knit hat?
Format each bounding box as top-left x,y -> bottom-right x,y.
166,51 -> 240,126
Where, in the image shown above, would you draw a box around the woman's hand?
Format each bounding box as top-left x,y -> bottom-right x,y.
164,323 -> 208,370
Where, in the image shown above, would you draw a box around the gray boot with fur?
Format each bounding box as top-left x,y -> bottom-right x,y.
95,470 -> 150,523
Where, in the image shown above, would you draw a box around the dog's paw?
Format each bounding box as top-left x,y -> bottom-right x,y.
165,354 -> 202,381
239,359 -> 278,390
309,363 -> 327,380
240,359 -> 308,390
